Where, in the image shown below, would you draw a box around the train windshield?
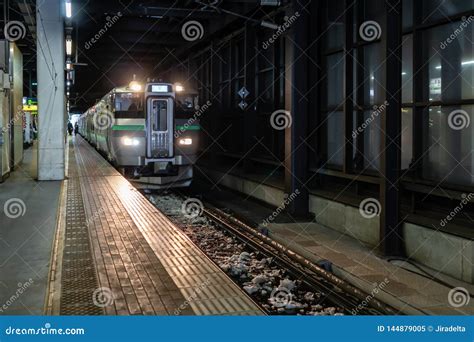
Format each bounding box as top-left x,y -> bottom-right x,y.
175,93 -> 198,118
115,92 -> 143,111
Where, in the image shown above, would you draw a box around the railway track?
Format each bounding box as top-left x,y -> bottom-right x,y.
146,191 -> 396,316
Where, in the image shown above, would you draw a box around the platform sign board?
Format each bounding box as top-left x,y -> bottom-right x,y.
23,98 -> 38,115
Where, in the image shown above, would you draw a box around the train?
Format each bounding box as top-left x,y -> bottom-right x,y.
77,81 -> 200,188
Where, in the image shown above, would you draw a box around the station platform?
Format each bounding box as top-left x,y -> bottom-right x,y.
1,136 -> 262,316
47,135 -> 263,315
0,144 -> 61,315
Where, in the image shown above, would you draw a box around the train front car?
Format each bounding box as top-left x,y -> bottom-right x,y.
108,86 -> 145,171
130,82 -> 198,189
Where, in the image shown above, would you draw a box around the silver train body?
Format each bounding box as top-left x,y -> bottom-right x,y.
77,82 -> 199,188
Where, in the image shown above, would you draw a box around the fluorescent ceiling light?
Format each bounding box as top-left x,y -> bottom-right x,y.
435,60 -> 474,69
65,1 -> 72,18
66,38 -> 72,55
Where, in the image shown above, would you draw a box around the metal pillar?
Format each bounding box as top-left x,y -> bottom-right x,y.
285,0 -> 310,217
380,0 -> 404,257
37,0 -> 65,180
411,0 -> 428,179
343,0 -> 354,174
242,23 -> 257,172
209,41 -> 220,166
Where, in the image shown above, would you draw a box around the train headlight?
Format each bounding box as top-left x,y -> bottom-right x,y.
174,83 -> 184,92
122,137 -> 140,146
178,138 -> 192,145
129,81 -> 142,92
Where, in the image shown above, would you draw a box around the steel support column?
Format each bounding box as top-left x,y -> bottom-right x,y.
411,0 -> 428,179
37,0 -> 65,180
380,0 -> 404,257
285,0 -> 309,217
343,0 -> 354,174
210,41 -> 220,165
243,23 -> 256,172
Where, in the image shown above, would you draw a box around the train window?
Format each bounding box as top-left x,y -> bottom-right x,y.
152,100 -> 168,131
175,93 -> 199,118
114,93 -> 143,111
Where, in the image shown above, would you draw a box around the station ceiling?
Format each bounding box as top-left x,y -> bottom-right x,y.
2,1 -> 284,111
1,0 -> 283,111
69,0 -> 278,111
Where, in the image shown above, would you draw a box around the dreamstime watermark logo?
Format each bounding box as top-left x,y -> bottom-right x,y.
5,323 -> 85,336
447,109 -> 470,130
352,101 -> 388,138
181,21 -> 204,41
93,110 -> 114,130
86,207 -> 106,227
4,21 -> 26,41
270,110 -> 292,130
85,12 -> 122,49
0,279 -> 34,313
262,12 -> 300,49
448,287 -> 470,308
359,21 -> 381,42
3,198 -> 26,219
2,105 -> 23,134
181,198 -> 204,219
262,189 -> 300,227
269,287 -> 293,308
440,193 -> 474,228
359,198 -> 381,219
440,16 -> 474,49
174,279 -> 211,315
351,278 -> 389,315
92,287 -> 114,307
174,100 -> 211,138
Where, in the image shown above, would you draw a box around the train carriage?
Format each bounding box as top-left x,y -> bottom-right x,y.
78,81 -> 199,188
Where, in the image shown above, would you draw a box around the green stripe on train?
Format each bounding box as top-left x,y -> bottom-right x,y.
112,124 -> 200,131
112,125 -> 145,131
175,125 -> 200,131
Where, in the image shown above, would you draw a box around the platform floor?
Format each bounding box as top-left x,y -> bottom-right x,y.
46,136 -> 262,315
0,144 -> 61,315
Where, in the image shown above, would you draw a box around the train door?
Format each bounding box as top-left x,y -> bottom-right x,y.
146,97 -> 173,158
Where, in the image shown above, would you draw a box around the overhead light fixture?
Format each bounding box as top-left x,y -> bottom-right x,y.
435,60 -> 474,70
66,37 -> 72,55
65,0 -> 72,18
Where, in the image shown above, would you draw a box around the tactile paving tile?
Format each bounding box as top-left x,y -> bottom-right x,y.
59,144 -> 103,315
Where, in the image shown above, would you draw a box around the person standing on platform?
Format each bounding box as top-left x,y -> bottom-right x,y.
67,121 -> 73,136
